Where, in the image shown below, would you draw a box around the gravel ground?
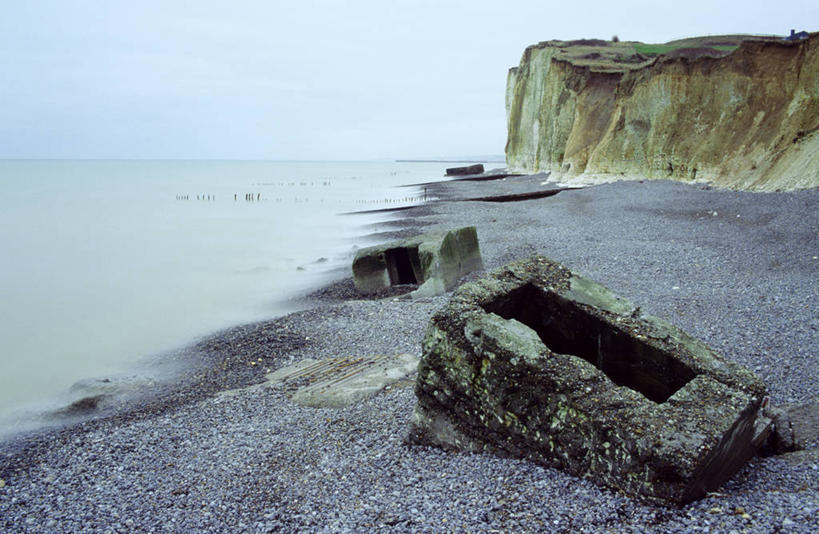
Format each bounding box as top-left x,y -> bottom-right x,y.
1,177 -> 817,533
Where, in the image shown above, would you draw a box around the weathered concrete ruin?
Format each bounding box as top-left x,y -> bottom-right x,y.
266,353 -> 418,408
352,227 -> 484,298
409,256 -> 767,505
446,164 -> 484,176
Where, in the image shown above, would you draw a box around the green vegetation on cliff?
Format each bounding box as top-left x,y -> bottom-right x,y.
631,43 -> 738,57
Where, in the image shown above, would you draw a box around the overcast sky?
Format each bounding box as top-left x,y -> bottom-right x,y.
1,1 -> 815,160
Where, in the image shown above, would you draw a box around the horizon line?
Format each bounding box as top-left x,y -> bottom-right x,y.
0,156 -> 506,163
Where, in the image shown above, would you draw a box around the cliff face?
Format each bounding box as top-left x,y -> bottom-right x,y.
505,35 -> 819,190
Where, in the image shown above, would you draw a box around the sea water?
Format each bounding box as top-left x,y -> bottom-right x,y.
0,159 -> 468,435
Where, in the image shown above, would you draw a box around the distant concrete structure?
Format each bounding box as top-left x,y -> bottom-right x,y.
446,164 -> 484,176
352,226 -> 483,298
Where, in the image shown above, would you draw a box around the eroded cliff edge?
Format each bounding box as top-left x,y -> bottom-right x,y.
505,35 -> 819,191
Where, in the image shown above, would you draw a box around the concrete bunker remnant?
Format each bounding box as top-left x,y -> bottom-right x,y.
352,226 -> 483,298
383,246 -> 419,285
483,283 -> 696,403
409,255 -> 767,505
446,164 -> 484,176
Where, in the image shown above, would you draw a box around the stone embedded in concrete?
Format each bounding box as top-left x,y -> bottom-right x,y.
352,226 -> 484,298
446,164 -> 485,176
408,255 -> 767,505
267,353 -> 418,408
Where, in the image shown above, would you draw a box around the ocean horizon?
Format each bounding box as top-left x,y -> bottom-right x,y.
0,159 -> 481,436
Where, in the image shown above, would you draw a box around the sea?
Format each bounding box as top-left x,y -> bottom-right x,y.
0,159 -> 479,437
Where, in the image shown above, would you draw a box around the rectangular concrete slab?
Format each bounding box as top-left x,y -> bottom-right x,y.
267,353 -> 419,408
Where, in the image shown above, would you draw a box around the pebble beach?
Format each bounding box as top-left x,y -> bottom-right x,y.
1,174 -> 817,533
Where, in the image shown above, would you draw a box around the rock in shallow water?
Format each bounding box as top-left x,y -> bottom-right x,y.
409,255 -> 767,505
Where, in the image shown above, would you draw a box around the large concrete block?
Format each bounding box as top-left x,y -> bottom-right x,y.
352,226 -> 484,298
446,164 -> 484,176
409,256 -> 767,505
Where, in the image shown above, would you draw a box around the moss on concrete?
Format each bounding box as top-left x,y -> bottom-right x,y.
409,256 -> 767,505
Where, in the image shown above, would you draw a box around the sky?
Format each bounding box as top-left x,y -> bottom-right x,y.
0,1 -> 815,160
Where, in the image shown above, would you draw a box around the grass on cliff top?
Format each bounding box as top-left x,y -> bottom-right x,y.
639,33 -> 780,55
632,43 -> 738,56
556,34 -> 777,72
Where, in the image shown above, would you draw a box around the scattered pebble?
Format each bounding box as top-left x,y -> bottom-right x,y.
0,179 -> 816,532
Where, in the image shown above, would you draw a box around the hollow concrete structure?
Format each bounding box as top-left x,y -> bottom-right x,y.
352,227 -> 483,298
409,256 -> 767,505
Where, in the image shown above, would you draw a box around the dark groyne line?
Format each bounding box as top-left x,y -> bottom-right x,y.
463,188 -> 566,203
340,203 -> 438,216
453,173 -> 524,182
402,172 -> 525,187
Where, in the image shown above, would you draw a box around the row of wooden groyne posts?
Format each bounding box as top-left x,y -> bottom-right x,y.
173,193 -> 432,204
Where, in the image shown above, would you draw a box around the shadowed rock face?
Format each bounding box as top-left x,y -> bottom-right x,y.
352,227 -> 484,298
409,256 -> 767,505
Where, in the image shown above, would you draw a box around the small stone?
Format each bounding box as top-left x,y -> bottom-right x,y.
765,402 -> 819,453
733,506 -> 751,519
